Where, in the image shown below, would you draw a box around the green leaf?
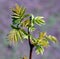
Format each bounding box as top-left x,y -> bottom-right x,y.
11,24 -> 18,29
7,28 -> 28,43
20,29 -> 28,39
20,7 -> 26,17
21,19 -> 30,27
7,29 -> 18,43
23,14 -> 30,18
11,4 -> 29,26
46,35 -> 57,43
14,32 -> 18,43
29,35 -> 37,45
16,29 -> 23,42
38,39 -> 49,47
35,45 -> 44,55
29,26 -> 35,32
12,19 -> 20,25
38,32 -> 46,39
11,4 -> 21,15
12,15 -> 20,19
35,16 -> 45,26
12,17 -> 19,21
20,29 -> 28,35
34,32 -> 49,47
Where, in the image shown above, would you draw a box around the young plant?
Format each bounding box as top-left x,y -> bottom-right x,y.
7,4 -> 57,59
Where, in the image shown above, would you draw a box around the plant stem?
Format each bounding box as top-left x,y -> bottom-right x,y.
29,43 -> 34,59
28,26 -> 34,59
28,16 -> 34,59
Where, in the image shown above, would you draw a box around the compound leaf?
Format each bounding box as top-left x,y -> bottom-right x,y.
46,35 -> 57,43
7,29 -> 18,43
35,45 -> 44,55
35,16 -> 45,26
38,39 -> 49,47
11,4 -> 30,25
38,32 -> 46,39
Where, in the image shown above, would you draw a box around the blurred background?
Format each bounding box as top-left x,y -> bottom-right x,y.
0,0 -> 60,59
